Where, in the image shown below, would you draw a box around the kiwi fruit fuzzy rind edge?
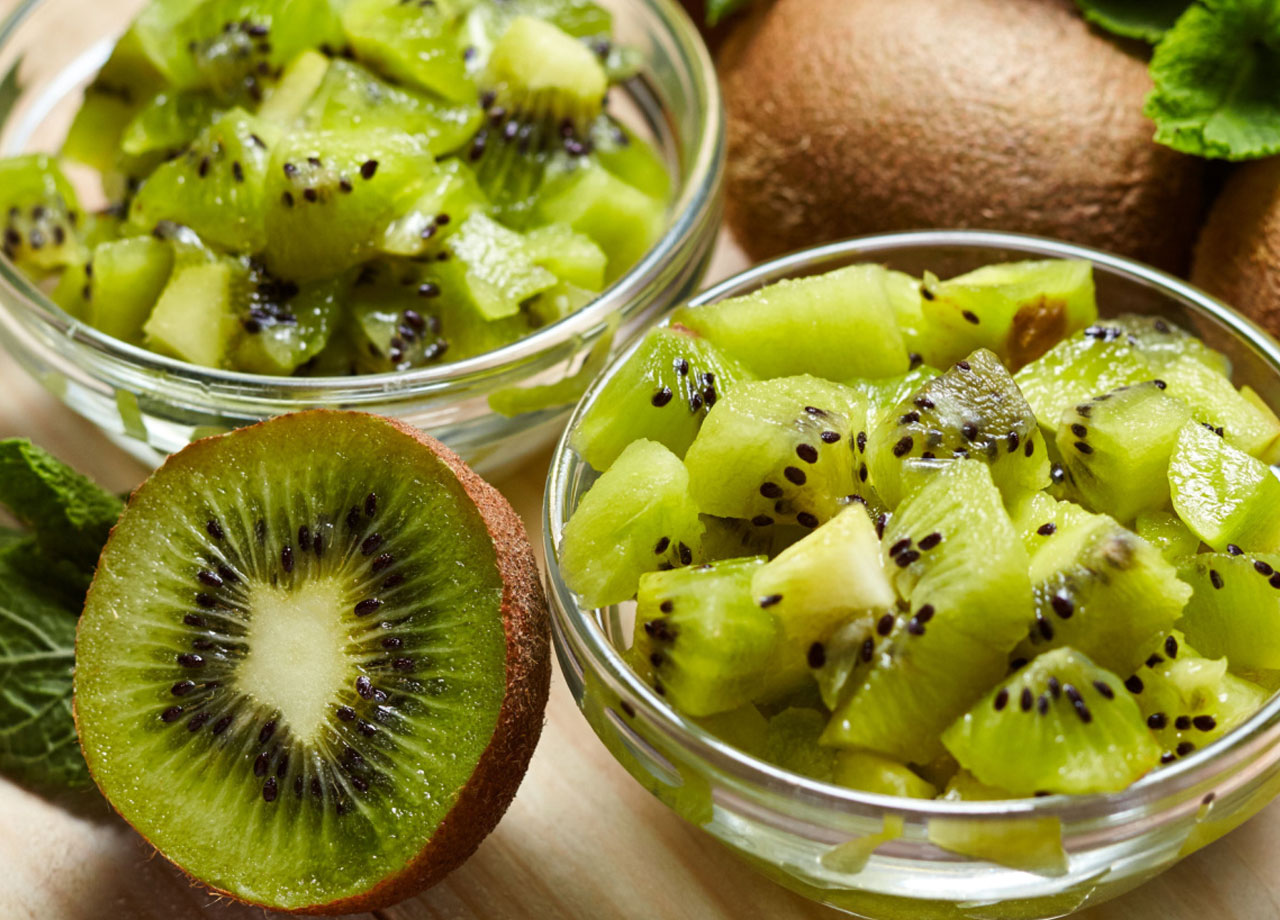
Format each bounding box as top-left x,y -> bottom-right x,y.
719,0 -> 1206,272
1192,157 -> 1280,339
72,409 -> 551,915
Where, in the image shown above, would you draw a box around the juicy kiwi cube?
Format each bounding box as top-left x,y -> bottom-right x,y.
630,557 -> 777,717
144,258 -> 238,367
442,212 -> 559,319
0,155 -> 85,276
1160,354 -> 1280,459
570,323 -> 754,471
1055,381 -> 1191,524
1013,495 -> 1188,675
824,462 -> 1032,764
867,348 -> 1049,508
86,236 -> 175,342
380,160 -> 490,259
919,259 -> 1097,370
1014,322 -> 1154,429
119,90 -> 220,161
1168,420 -> 1280,553
488,16 -> 607,110
1177,552 -> 1280,671
559,438 -> 705,608
673,264 -> 912,383
683,375 -> 867,527
75,411 -> 548,912
257,48 -> 331,124
942,647 -> 1160,796
341,0 -> 474,103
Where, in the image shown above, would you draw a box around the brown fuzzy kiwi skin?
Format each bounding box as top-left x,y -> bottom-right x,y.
1191,157 -> 1280,336
719,0 -> 1205,273
73,410 -> 551,915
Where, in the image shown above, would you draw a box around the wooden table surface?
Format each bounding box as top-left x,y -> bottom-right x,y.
1,2 -> 1279,914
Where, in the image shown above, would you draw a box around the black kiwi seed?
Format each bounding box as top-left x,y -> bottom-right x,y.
1255,560 -> 1275,576
1074,441 -> 1093,454
1037,522 -> 1057,536
161,706 -> 184,723
1006,431 -> 1020,453
906,617 -> 925,636
1210,570 -> 1224,589
361,533 -> 384,555
1036,614 -> 1054,640
206,519 -> 224,540
1037,693 -> 1049,715
807,642 -> 825,668
858,464 -> 869,482
1070,423 -> 1087,438
1024,439 -> 1035,458
1270,573 -> 1280,589
355,675 -> 374,699
653,536 -> 670,555
876,613 -> 895,636
1161,753 -> 1177,764
197,570 -> 223,588
171,680 -> 196,696
1020,687 -> 1033,711
187,712 -> 211,732
361,159 -> 379,179
678,543 -> 692,565
962,310 -> 980,325
961,422 -> 978,441
1147,712 -> 1167,729
1165,635 -> 1179,658
892,436 -> 914,457
1226,544 -> 1243,556
1193,715 -> 1217,732
784,466 -> 806,485
956,360 -> 970,371
280,545 -> 294,572
796,443 -> 819,463
994,688 -> 1009,711
1093,680 -> 1115,699
1175,715 -> 1192,731
1177,741 -> 1196,757
917,532 -> 942,551
196,593 -> 217,608
183,614 -> 205,627
1146,654 -> 1164,668
859,637 -> 874,662
915,604 -> 935,623
760,482 -> 783,499
894,549 -> 920,567
355,598 -> 383,616
751,514 -> 774,527
759,594 -> 783,608
1050,593 -> 1074,619
796,512 -> 819,529
364,492 -> 378,517
820,430 -> 841,444
899,411 -> 920,425
177,653 -> 205,668
1125,675 -> 1144,694
888,538 -> 913,557
856,431 -> 867,452
1047,676 -> 1061,698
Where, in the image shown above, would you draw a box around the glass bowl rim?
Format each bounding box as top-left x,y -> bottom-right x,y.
544,228 -> 1280,823
0,0 -> 724,396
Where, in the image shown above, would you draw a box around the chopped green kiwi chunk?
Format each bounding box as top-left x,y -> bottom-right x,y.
341,0 -> 473,102
630,557 -> 776,717
1013,497 -> 1188,675
867,349 -> 1049,508
920,259 -> 1096,369
1014,322 -> 1154,429
441,213 -> 559,319
86,236 -> 175,342
1055,381 -> 1191,523
380,160 -> 490,259
684,376 -> 865,528
1177,552 -> 1280,670
942,647 -> 1159,796
1168,421 -> 1280,553
824,462 -> 1032,763
1159,355 -> 1280,459
144,257 -> 238,367
130,109 -> 277,253
560,439 -> 704,608
0,156 -> 84,276
1126,637 -> 1267,766
675,265 -> 911,382
74,411 -> 548,912
834,751 -> 936,798
231,273 -> 344,375
119,91 -> 219,162
571,324 -> 754,471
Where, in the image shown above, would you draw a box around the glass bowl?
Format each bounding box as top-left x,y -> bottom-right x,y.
543,230 -> 1280,919
0,0 -> 723,475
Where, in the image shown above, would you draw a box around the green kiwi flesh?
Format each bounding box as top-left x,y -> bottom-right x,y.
0,155 -> 85,276
1168,421 -> 1280,553
942,647 -> 1159,795
1177,553 -> 1280,671
75,411 -> 549,912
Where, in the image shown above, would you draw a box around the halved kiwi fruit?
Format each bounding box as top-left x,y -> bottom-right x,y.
74,410 -> 549,913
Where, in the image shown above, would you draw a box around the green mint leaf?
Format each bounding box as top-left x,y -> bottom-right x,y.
1073,0 -> 1191,41
1144,0 -> 1280,160
706,0 -> 757,26
0,540 -> 90,790
0,439 -> 123,571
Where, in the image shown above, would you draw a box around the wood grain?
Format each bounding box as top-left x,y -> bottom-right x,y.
0,3 -> 1276,912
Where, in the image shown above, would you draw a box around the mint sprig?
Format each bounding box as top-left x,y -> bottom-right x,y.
1073,0 -> 1191,42
1144,0 -> 1280,160
0,440 -> 123,792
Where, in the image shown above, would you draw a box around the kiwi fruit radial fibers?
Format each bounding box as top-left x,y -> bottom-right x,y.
74,411 -> 549,913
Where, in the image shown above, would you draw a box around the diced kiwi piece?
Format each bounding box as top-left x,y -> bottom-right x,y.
560,439 -> 704,608
86,236 -> 175,343
160,0 -> 342,101
943,647 -> 1159,796
571,324 -> 752,471
442,213 -> 558,319
1240,385 -> 1280,464
257,49 -> 331,123
298,59 -> 481,155
460,0 -> 613,67
1126,637 -> 1268,765
750,503 -> 894,647
868,349 -> 1049,508
119,91 -> 219,164
263,130 -> 436,281
1014,498 -> 1188,674
1056,381 -> 1191,523
535,163 -> 665,282
230,273 -> 344,375
74,411 -> 549,911
522,222 -> 606,290
1177,552 -> 1280,670
1014,323 -> 1153,430
1105,314 -> 1232,377
684,376 -> 866,528
1159,355 -> 1280,459
824,462 -> 1032,763
920,259 -> 1096,369
1135,510 -> 1201,561
0,155 -> 84,276
130,109 -> 276,253
834,751 -> 936,798
589,118 -> 672,203
675,265 -> 911,383
144,257 -> 238,367
341,0 -> 473,102
380,160 -> 490,258
62,24 -> 168,171
1168,421 -> 1280,553
630,557 -> 775,717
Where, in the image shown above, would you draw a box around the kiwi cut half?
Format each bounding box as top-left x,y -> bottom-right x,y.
74,411 -> 549,913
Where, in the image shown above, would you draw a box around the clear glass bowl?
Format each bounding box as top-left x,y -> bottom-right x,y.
544,231 -> 1280,919
0,0 -> 723,475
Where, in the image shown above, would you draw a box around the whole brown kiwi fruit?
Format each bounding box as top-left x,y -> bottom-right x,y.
1192,158 -> 1280,333
720,0 -> 1206,272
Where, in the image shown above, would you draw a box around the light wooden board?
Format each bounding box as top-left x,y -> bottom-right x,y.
0,3 -> 1277,911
